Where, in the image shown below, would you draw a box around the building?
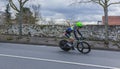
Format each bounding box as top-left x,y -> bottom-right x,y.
102,16 -> 120,25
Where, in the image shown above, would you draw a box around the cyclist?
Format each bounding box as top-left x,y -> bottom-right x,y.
64,21 -> 84,49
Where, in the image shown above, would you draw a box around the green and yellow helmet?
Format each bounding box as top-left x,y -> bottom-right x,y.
76,21 -> 83,28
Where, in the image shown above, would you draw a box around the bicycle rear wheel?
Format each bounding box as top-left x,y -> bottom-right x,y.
77,42 -> 91,54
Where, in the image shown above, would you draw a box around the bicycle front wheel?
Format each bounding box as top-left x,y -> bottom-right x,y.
77,42 -> 91,54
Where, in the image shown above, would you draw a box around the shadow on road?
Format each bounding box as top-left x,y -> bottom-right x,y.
57,50 -> 92,56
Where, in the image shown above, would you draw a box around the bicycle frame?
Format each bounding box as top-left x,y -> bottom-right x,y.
72,39 -> 85,48
72,40 -> 79,48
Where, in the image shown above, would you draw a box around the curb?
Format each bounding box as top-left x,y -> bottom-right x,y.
0,40 -> 58,46
0,40 -> 120,52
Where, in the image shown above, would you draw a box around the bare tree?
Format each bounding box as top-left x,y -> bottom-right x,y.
9,0 -> 29,12
30,4 -> 42,22
71,0 -> 120,44
9,0 -> 29,37
5,4 -> 11,25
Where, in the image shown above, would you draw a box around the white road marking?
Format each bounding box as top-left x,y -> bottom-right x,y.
0,54 -> 119,69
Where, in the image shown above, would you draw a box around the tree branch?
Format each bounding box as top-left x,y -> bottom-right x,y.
22,0 -> 29,7
70,0 -> 91,6
18,0 -> 21,2
91,0 -> 99,3
91,0 -> 104,7
9,0 -> 20,12
108,1 -> 120,6
106,0 -> 110,2
78,0 -> 92,3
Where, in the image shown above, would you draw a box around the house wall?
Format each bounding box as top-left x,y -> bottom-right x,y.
102,16 -> 120,25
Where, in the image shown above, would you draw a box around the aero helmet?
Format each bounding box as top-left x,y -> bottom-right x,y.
76,21 -> 83,28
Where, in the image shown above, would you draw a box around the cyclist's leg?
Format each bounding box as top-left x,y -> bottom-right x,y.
64,33 -> 74,47
69,36 -> 74,43
69,36 -> 75,50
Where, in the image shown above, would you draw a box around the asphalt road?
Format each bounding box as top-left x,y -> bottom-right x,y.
0,43 -> 120,69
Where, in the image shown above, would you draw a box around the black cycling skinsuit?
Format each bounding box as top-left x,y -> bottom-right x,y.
65,25 -> 83,40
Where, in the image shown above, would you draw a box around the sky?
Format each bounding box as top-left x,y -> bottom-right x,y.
0,0 -> 120,23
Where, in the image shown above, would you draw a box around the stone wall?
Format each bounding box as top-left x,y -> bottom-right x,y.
80,25 -> 120,41
0,24 -> 120,41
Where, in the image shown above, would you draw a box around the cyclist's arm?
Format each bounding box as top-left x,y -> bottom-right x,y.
73,30 -> 79,40
74,29 -> 83,40
77,29 -> 83,37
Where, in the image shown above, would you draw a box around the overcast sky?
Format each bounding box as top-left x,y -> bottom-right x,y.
0,0 -> 120,22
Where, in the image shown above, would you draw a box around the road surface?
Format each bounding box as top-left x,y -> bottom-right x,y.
0,43 -> 120,69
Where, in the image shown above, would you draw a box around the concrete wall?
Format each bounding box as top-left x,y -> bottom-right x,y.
0,24 -> 120,41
